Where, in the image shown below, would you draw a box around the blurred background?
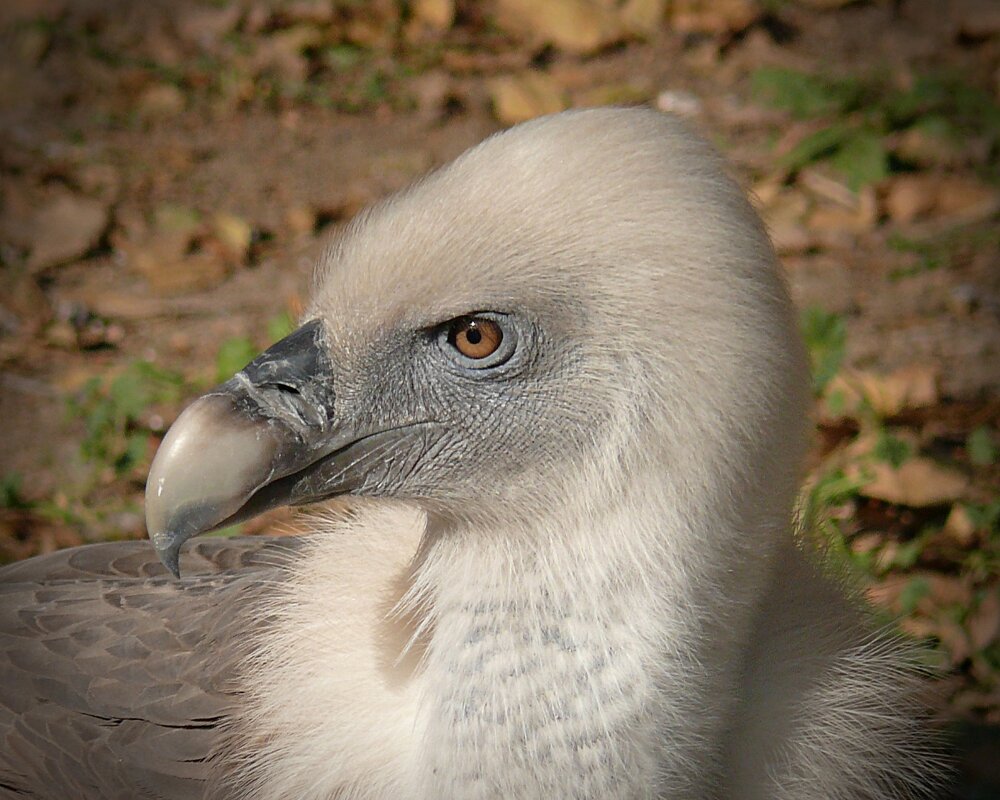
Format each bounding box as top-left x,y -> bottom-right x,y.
0,0 -> 997,792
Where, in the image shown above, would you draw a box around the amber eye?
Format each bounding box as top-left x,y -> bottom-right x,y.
449,317 -> 503,360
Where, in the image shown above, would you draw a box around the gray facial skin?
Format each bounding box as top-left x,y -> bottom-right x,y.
145,307 -> 586,577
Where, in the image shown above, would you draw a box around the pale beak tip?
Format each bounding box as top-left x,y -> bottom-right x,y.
144,393 -> 282,578
150,530 -> 183,578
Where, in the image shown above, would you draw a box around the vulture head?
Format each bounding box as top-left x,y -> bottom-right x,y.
146,107 -> 809,579
135,107 -> 938,800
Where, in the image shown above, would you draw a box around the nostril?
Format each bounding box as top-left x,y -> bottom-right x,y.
249,379 -> 329,429
262,381 -> 302,397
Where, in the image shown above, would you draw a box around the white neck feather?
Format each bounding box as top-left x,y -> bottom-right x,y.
407,471 -> 779,799
225,489 -> 778,800
412,513 -> 665,798
221,489 -> 933,800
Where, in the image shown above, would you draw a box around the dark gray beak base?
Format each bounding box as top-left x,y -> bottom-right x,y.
145,320 -> 348,577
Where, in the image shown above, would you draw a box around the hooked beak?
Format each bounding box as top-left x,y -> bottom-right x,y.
145,319 -> 413,577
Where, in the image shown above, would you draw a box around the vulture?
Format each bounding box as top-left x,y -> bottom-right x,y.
1,107 -> 940,799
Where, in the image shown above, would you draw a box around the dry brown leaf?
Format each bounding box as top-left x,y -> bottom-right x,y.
74,163 -> 122,203
410,70 -> 453,120
968,590 -> 1000,652
440,48 -> 531,74
935,618 -> 973,665
119,228 -> 184,270
284,0 -> 336,25
823,365 -> 938,420
898,616 -> 939,640
211,212 -> 253,263
768,226 -> 811,255
760,188 -> 811,254
943,504 -> 978,547
44,320 -> 76,349
653,89 -> 702,117
855,457 -> 968,508
873,540 -> 899,574
137,84 -> 186,120
798,168 -> 858,210
935,177 -> 1000,221
850,532 -> 884,555
885,174 -> 999,225
620,0 -> 667,36
137,252 -> 230,296
924,574 -> 975,609
883,174 -> 938,224
26,190 -> 109,271
954,0 -> 1000,37
750,175 -> 783,209
120,209 -> 232,296
494,0 -> 620,54
243,4 -> 272,35
410,0 -> 455,31
490,72 -> 567,126
345,1 -> 402,48
969,655 -> 1000,691
895,126 -> 969,169
70,289 -> 222,320
866,574 -> 908,611
575,82 -> 650,108
254,26 -> 323,82
805,185 -> 877,238
175,4 -> 242,49
670,0 -> 760,35
284,205 -> 317,237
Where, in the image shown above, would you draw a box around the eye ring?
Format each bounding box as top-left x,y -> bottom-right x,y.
438,313 -> 517,370
450,317 -> 503,359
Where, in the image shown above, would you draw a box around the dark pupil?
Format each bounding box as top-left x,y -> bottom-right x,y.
465,325 -> 482,345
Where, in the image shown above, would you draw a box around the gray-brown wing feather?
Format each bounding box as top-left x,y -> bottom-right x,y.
0,537 -> 300,800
